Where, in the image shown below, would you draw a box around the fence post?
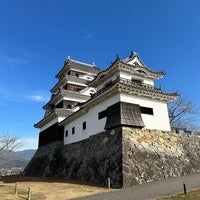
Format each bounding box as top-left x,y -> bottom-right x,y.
183,182 -> 187,195
108,177 -> 111,189
15,182 -> 18,195
28,186 -> 31,200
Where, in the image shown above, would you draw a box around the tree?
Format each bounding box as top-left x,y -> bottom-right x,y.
0,132 -> 23,158
168,95 -> 200,134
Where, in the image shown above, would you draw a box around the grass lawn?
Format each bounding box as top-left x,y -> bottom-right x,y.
156,189 -> 200,200
0,175 -> 110,200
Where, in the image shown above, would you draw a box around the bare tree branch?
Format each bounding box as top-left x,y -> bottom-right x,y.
0,132 -> 23,158
168,95 -> 200,133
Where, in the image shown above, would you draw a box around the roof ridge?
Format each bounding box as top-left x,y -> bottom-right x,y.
66,57 -> 96,67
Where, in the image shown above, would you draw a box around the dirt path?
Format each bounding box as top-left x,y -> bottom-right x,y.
0,176 -> 109,200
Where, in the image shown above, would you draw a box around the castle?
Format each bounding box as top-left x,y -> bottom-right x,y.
25,52 -> 200,188
35,51 -> 177,147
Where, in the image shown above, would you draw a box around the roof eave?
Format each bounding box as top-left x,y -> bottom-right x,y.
59,81 -> 178,126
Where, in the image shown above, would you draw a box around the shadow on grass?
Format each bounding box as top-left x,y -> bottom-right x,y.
0,175 -> 105,188
18,196 -> 27,200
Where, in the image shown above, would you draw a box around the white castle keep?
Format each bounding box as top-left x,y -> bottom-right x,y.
34,51 -> 177,147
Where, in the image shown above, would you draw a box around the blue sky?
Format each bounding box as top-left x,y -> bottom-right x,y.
0,0 -> 200,150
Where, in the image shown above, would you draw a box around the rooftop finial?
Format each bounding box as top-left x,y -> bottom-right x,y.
64,56 -> 71,64
116,54 -> 120,61
129,50 -> 135,58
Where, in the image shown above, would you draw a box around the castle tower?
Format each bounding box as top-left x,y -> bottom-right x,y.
60,52 -> 178,145
34,57 -> 101,147
25,52 -> 182,188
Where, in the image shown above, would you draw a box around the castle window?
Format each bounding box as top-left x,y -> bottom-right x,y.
98,110 -> 107,119
67,70 -> 80,77
65,83 -> 85,92
72,127 -> 75,134
136,70 -> 147,74
132,79 -> 142,84
75,73 -> 79,77
83,121 -> 86,130
65,130 -> 68,137
140,106 -> 153,115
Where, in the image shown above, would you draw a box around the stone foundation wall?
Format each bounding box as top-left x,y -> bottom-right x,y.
24,128 -> 123,188
23,141 -> 64,177
122,127 -> 200,187
61,128 -> 122,188
24,126 -> 200,188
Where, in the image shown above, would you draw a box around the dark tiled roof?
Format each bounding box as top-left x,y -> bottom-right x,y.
89,59 -> 165,87
56,58 -> 101,79
34,108 -> 73,128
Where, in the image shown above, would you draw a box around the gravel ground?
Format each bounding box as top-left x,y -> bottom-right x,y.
73,173 -> 200,200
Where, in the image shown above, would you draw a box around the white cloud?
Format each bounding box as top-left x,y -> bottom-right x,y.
28,91 -> 50,103
29,95 -> 44,102
0,86 -> 49,104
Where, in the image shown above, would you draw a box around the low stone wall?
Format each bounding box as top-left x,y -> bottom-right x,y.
122,127 -> 200,187
24,126 -> 200,188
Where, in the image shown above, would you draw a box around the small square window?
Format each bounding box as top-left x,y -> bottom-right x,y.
72,127 -> 75,134
65,130 -> 68,137
83,121 -> 86,130
98,110 -> 107,119
140,106 -> 153,115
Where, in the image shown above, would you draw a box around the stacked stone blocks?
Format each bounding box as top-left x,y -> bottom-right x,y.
24,127 -> 200,188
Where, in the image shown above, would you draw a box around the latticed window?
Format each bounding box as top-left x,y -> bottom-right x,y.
65,83 -> 85,92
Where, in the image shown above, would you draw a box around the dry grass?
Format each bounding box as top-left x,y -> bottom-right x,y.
0,175 -> 110,200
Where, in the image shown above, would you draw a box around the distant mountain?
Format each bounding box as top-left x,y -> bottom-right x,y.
0,149 -> 36,169
15,149 -> 36,160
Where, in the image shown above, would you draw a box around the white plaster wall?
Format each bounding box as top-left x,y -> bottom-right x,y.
143,78 -> 154,85
120,93 -> 171,131
118,71 -> 131,80
127,56 -> 142,66
80,87 -> 96,95
40,116 -> 66,132
62,95 -> 89,103
67,80 -> 87,87
55,96 -> 87,107
79,74 -> 95,81
64,94 -> 120,145
64,91 -> 171,145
